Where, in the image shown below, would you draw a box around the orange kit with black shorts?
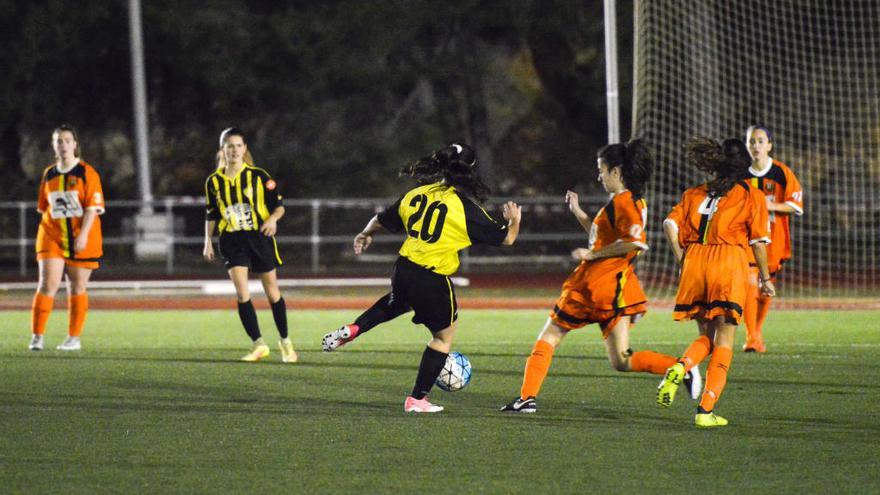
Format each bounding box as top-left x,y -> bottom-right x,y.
551,190 -> 649,336
35,161 -> 105,269
664,181 -> 769,323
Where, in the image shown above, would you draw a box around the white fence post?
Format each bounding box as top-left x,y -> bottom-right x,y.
311,200 -> 320,274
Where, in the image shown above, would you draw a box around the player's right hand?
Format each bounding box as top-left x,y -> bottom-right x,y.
502,201 -> 521,224
565,190 -> 588,220
353,232 -> 372,254
203,242 -> 215,261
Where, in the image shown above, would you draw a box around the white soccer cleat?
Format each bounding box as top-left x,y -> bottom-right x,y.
29,334 -> 44,351
683,366 -> 703,400
56,336 -> 81,351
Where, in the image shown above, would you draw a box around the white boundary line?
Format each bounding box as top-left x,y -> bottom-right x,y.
0,277 -> 471,294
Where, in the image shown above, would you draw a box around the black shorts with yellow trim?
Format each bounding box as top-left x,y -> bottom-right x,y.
218,230 -> 282,273
391,256 -> 458,333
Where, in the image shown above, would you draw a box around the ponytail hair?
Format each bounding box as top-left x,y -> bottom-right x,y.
400,143 -> 490,202
217,127 -> 256,167
597,139 -> 653,199
684,136 -> 748,196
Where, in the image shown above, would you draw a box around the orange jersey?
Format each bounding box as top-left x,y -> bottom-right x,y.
747,158 -> 803,269
550,190 -> 649,334
665,181 -> 770,323
665,181 -> 770,249
35,161 -> 105,261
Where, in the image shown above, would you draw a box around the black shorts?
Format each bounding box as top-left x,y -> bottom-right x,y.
218,231 -> 282,273
390,256 -> 458,333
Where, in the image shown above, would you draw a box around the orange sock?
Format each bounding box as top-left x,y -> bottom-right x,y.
743,277 -> 760,344
629,350 -> 677,375
68,293 -> 88,337
755,294 -> 772,337
680,335 -> 712,372
699,346 -> 733,412
31,293 -> 54,335
520,340 -> 555,399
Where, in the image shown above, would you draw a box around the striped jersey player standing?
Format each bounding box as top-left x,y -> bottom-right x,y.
322,143 -> 521,413
29,125 -> 105,352
203,127 -> 297,363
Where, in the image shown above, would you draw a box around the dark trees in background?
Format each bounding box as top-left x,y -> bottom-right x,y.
3,0 -> 632,201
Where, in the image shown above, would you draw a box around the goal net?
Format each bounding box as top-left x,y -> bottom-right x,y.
633,0 -> 880,300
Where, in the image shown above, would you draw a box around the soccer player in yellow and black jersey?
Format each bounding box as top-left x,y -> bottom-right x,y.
203,127 -> 297,363
322,143 -> 522,413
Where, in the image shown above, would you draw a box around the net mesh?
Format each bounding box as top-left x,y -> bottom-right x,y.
633,0 -> 880,299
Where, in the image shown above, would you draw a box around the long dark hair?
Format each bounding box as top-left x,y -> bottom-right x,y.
597,139 -> 653,199
684,136 -> 748,196
400,143 -> 491,202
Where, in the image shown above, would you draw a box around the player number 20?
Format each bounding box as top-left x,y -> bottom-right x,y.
406,194 -> 448,243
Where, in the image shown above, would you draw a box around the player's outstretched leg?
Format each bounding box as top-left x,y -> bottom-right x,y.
657,362 -> 685,407
322,324 -> 359,352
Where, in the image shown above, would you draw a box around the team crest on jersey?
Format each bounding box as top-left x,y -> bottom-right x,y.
69,177 -> 77,186
765,183 -> 775,193
265,179 -> 276,191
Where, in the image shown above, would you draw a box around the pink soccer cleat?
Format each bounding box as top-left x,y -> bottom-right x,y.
322,324 -> 359,352
404,396 -> 444,413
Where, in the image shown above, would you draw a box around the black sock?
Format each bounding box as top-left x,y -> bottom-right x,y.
271,297 -> 288,339
237,300 -> 261,341
411,346 -> 448,400
353,293 -> 409,336
697,406 -> 711,414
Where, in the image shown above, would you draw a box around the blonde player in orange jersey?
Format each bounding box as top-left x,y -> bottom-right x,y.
501,140 -> 701,414
741,125 -> 803,353
29,125 -> 105,352
657,137 -> 774,428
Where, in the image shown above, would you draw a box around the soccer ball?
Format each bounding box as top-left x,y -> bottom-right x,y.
435,352 -> 472,392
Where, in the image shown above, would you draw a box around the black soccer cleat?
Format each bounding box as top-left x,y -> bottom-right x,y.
501,396 -> 537,413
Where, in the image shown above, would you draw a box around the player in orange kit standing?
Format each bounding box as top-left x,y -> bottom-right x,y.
29,125 -> 105,352
501,140 -> 701,414
657,137 -> 774,427
741,125 -> 803,353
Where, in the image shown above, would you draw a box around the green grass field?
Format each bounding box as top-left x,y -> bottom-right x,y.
2,309 -> 879,494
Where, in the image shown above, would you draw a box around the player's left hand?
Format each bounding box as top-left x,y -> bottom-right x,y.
260,218 -> 277,236
353,232 -> 372,254
73,234 -> 88,254
760,279 -> 776,297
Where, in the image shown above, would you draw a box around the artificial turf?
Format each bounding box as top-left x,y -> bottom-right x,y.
1,308 -> 878,493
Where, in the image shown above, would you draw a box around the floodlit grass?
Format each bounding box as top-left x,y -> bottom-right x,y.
1,309 -> 879,493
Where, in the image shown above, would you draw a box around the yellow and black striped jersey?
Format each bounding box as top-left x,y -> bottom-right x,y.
377,182 -> 508,275
205,163 -> 282,234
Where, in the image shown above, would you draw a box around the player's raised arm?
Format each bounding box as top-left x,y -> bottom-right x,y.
501,201 -> 521,245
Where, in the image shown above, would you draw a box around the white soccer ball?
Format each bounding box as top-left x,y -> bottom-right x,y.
435,351 -> 473,392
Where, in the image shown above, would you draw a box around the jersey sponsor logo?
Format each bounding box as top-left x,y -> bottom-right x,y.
265,179 -> 276,191
48,191 -> 84,219
224,203 -> 255,230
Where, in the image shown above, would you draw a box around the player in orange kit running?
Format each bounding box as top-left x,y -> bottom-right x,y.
501,140 -> 701,414
741,125 -> 803,353
658,137 -> 774,427
29,125 -> 105,352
